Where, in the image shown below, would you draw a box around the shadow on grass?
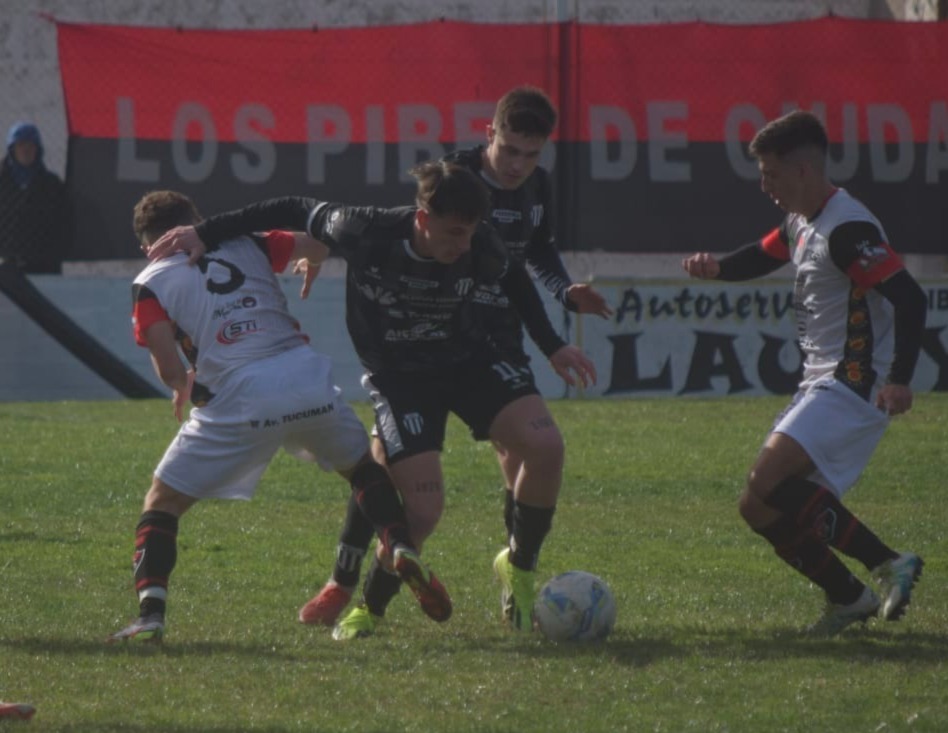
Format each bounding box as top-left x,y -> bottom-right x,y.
4,623 -> 943,671
445,623 -> 948,669
0,635 -> 307,662
596,624 -> 948,667
0,531 -> 88,545
34,725 -> 370,733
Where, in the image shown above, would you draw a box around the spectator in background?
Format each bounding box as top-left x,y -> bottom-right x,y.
0,122 -> 71,274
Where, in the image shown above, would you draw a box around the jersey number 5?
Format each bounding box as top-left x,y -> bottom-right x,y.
197,256 -> 246,295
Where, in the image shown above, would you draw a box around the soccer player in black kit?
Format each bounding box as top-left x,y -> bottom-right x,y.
297,86 -> 613,633
147,160 -> 596,639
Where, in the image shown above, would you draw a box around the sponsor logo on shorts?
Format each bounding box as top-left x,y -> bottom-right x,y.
250,403 -> 335,428
216,319 -> 259,344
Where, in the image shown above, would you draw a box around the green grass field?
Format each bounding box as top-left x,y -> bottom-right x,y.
1,395 -> 946,732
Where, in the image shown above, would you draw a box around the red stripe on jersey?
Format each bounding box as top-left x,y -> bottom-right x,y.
264,230 -> 296,273
845,241 -> 903,290
132,295 -> 171,346
760,228 -> 790,261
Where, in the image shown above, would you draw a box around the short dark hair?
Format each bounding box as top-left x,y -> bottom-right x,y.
133,190 -> 201,244
492,86 -> 557,139
409,160 -> 491,223
749,110 -> 828,159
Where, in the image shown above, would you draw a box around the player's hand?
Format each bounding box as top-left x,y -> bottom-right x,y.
566,283 -> 613,318
549,345 -> 597,389
682,252 -> 720,279
292,258 -> 322,299
148,226 -> 207,265
173,369 -> 195,422
875,383 -> 913,416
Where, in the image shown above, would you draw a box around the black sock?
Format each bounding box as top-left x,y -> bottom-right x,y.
349,461 -> 411,554
754,514 -> 864,605
503,489 -> 515,541
133,510 -> 179,617
509,500 -> 555,571
331,491 -> 375,588
362,553 -> 402,617
767,477 -> 897,571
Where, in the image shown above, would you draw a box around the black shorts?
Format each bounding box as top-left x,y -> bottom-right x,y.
363,355 -> 540,463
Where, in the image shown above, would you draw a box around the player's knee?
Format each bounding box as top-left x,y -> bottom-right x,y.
744,467 -> 776,505
405,502 -> 443,545
738,488 -> 770,528
143,478 -> 193,517
519,426 -> 564,470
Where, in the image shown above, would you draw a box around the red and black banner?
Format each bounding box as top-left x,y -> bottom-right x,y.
57,19 -> 948,260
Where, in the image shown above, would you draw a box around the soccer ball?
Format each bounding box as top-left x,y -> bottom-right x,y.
533,571 -> 617,642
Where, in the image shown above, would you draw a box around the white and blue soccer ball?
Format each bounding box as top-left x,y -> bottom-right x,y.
534,571 -> 617,642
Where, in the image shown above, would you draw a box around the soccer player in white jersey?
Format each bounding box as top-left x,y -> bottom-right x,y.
108,191 -> 451,643
682,110 -> 927,637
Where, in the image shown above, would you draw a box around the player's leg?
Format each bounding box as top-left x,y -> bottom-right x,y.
743,432 -> 873,610
107,477 -> 198,643
263,350 -> 372,626
332,371 -> 450,640
762,381 -> 923,625
333,449 -> 448,641
487,394 -> 563,631
291,394 -> 375,626
492,439 -> 520,541
298,491 -> 374,625
338,453 -> 451,623
109,380 -> 281,643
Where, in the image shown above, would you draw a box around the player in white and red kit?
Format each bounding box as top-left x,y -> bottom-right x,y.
683,110 -> 927,636
108,191 -> 451,643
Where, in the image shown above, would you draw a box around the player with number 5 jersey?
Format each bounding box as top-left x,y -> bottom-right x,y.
109,190 -> 452,644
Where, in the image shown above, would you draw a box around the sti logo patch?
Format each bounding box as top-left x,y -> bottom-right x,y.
855,240 -> 890,271
216,319 -> 260,344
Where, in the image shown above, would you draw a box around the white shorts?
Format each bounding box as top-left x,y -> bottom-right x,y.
155,345 -> 369,500
771,378 -> 889,497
